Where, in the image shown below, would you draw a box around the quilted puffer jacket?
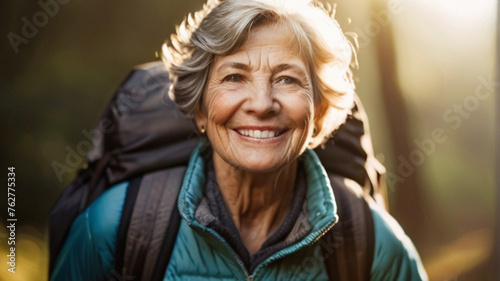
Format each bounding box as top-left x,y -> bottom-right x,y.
51,143 -> 428,281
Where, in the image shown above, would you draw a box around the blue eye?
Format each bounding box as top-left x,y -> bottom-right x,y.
224,74 -> 242,83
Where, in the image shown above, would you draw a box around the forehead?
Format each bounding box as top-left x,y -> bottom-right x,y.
245,23 -> 298,50
213,23 -> 308,68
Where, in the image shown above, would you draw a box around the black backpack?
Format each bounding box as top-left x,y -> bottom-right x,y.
49,61 -> 386,281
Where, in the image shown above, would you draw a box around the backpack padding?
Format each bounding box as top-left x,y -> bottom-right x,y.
150,188 -> 182,281
315,95 -> 387,209
325,174 -> 375,281
141,166 -> 186,280
352,93 -> 387,207
118,166 -> 186,280
101,63 -> 198,187
114,176 -> 142,277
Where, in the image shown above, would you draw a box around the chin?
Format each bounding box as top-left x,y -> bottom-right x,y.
234,156 -> 294,173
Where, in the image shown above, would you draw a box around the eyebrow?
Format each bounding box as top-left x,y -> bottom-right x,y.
272,63 -> 307,74
216,62 -> 251,73
216,62 -> 307,75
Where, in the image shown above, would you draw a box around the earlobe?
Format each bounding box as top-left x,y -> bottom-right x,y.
194,108 -> 208,134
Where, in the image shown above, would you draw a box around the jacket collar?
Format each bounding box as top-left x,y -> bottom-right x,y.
177,139 -> 338,238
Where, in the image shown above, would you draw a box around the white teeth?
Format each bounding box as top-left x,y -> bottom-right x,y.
238,129 -> 278,139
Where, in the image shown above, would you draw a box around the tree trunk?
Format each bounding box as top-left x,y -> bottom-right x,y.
371,0 -> 425,241
493,1 -> 500,279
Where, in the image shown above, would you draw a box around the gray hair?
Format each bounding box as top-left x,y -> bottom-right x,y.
162,0 -> 357,147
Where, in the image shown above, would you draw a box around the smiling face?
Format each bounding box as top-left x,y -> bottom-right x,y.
195,23 -> 316,173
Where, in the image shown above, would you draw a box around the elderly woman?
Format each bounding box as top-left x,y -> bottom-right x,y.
51,0 -> 427,280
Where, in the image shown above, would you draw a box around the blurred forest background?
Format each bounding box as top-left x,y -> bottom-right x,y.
0,0 -> 497,280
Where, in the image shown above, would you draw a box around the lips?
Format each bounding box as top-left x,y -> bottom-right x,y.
235,127 -> 284,139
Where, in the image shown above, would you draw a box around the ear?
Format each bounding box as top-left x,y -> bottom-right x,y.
194,106 -> 208,132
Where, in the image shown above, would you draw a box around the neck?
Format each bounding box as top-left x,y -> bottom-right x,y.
212,154 -> 298,254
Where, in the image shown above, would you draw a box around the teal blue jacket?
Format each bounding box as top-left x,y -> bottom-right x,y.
51,143 -> 428,280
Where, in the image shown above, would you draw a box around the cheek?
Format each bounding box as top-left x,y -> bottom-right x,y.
281,91 -> 315,126
204,88 -> 240,128
290,94 -> 316,149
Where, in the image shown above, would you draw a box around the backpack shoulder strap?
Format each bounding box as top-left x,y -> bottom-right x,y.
114,166 -> 186,281
324,174 -> 375,281
114,176 -> 142,277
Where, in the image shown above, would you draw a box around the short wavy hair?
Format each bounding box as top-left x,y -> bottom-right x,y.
162,0 -> 357,148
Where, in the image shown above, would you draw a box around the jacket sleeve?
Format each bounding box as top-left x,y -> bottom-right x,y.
50,182 -> 129,281
369,201 -> 429,281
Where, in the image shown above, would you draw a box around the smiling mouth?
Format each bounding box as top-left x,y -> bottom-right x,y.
236,129 -> 282,139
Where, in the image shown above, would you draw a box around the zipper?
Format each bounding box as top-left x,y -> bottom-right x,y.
178,146 -> 339,280
206,227 -> 252,279
178,143 -> 253,280
188,220 -> 252,279
250,217 -> 337,279
182,195 -> 337,280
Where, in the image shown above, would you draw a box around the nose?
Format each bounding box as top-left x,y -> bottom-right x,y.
242,80 -> 280,117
